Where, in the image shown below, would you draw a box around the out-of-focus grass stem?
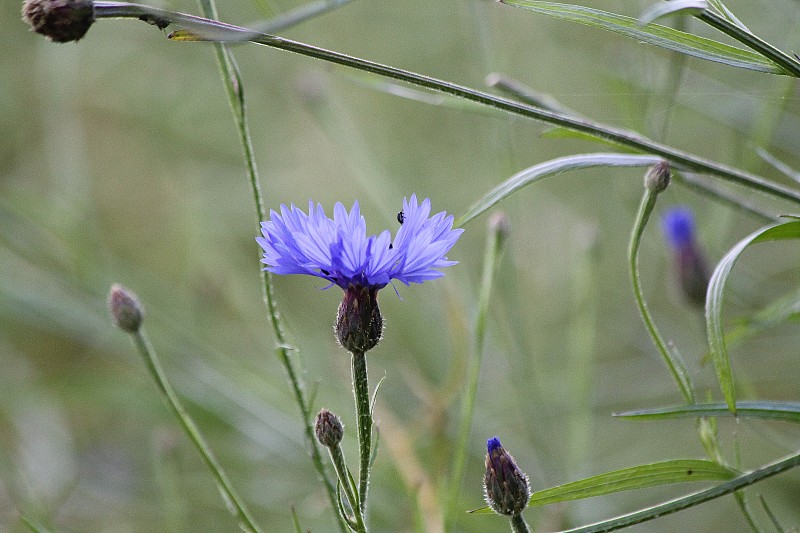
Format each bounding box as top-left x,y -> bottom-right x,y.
445,213 -> 509,528
130,329 -> 263,533
195,1 -> 346,530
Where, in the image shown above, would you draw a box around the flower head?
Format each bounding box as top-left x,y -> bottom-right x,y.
256,194 -> 463,292
484,437 -> 531,517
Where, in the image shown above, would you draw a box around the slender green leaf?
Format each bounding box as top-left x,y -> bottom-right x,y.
639,1 -> 706,26
499,1 -> 784,74
471,460 -> 736,514
455,153 -> 662,227
706,220 -> 800,413
617,401 -> 800,423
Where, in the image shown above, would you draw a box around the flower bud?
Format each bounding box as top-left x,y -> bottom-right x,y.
644,161 -> 671,194
108,284 -> 144,333
336,284 -> 383,354
22,0 -> 95,43
484,437 -> 530,517
661,207 -> 710,307
315,409 -> 344,448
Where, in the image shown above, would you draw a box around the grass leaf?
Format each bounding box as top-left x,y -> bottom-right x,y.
617,401 -> 800,423
499,1 -> 784,74
455,153 -> 662,227
471,459 -> 735,514
706,219 -> 800,414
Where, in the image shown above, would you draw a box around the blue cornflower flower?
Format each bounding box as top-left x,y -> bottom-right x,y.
257,195 -> 463,352
257,194 -> 463,291
661,206 -> 709,307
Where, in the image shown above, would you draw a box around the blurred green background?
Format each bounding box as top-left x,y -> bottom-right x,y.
2,0 -> 800,531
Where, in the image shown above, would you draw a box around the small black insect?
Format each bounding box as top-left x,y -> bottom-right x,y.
397,210 -> 405,225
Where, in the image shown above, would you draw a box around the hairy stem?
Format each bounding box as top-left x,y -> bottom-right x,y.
351,350 -> 372,516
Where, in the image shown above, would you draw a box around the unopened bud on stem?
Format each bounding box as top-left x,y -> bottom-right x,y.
108,284 -> 144,333
23,0 -> 95,43
484,437 -> 531,517
644,161 -> 671,194
315,409 -> 344,448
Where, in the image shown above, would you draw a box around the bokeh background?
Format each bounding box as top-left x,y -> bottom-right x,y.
2,0 -> 800,531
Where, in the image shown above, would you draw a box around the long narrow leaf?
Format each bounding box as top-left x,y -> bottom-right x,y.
471,459 -> 735,514
706,220 -> 800,413
455,153 -> 662,227
617,401 -> 800,423
499,1 -> 785,74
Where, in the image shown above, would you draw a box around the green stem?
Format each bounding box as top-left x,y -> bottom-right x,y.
130,330 -> 263,533
560,449 -> 800,533
446,215 -> 507,527
510,514 -> 532,533
195,1 -> 345,530
696,10 -> 800,78
92,2 -> 800,208
351,350 -> 372,515
628,190 -> 695,404
327,444 -> 368,533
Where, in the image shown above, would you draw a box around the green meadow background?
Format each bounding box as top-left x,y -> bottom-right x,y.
2,0 -> 799,531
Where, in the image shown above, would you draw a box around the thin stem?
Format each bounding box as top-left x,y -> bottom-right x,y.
351,350 -> 372,515
91,2 -> 800,208
510,514 -> 532,533
130,330 -> 263,533
628,190 -> 695,404
195,1 -> 345,530
327,444 -> 368,533
560,449 -> 800,533
696,10 -> 800,78
446,216 -> 507,526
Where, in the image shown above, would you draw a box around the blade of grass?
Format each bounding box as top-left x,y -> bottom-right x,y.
456,153 -> 663,227
499,1 -> 787,75
470,459 -> 736,514
706,220 -> 800,414
558,450 -> 800,533
617,402 -> 800,423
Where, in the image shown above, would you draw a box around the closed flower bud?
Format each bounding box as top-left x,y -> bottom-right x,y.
644,161 -> 671,194
336,285 -> 383,354
484,437 -> 531,517
315,409 -> 344,448
22,0 -> 95,43
108,284 -> 144,333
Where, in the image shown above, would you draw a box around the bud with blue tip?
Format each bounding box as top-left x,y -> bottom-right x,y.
661,206 -> 710,307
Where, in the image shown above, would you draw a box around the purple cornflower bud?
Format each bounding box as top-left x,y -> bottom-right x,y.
661,206 -> 710,307
315,409 -> 344,448
257,195 -> 463,352
484,437 -> 531,517
108,284 -> 144,333
22,0 -> 95,43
